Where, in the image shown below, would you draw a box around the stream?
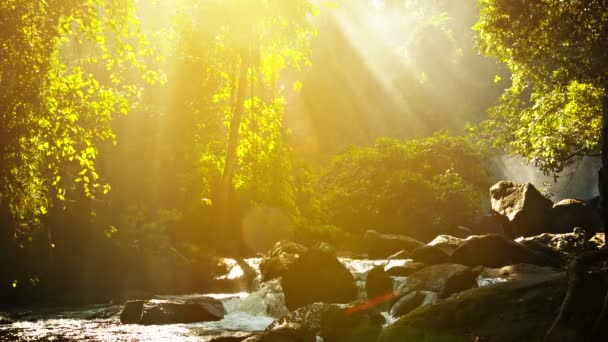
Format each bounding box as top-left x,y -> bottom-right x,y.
0,258 -> 502,341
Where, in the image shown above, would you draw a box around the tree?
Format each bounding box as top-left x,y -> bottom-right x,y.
474,0 -> 608,188
474,0 -> 608,339
177,1 -> 316,245
0,0 -> 158,238
316,134 -> 489,241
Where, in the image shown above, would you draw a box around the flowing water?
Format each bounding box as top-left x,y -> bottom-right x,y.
0,258 -> 497,341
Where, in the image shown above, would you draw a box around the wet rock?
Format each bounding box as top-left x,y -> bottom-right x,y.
281,243 -> 357,310
397,264 -> 474,296
387,250 -> 409,260
490,181 -> 554,237
410,245 -> 449,265
120,300 -> 145,324
121,297 -> 224,325
426,235 -> 466,255
385,262 -> 426,277
209,332 -> 258,342
259,241 -> 308,282
237,278 -> 289,318
364,230 -> 424,258
320,304 -> 385,342
365,267 -> 394,309
267,302 -> 330,335
378,273 -> 577,342
478,263 -> 559,283
438,268 -> 478,299
590,232 -> 605,249
0,314 -> 14,325
450,234 -> 559,268
550,199 -> 601,234
517,239 -> 567,266
390,291 -> 437,318
516,227 -> 591,256
244,323 -> 315,342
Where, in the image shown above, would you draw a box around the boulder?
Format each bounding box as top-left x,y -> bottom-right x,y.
387,250 -> 409,260
550,199 -> 601,234
516,239 -> 567,266
385,262 -> 426,277
120,300 -> 145,324
209,332 -> 257,342
516,227 -> 590,256
320,304 -> 385,342
409,245 -> 450,265
450,226 -> 473,238
590,232 -> 605,249
364,230 -> 424,258
438,267 -> 478,299
281,243 -> 358,310
0,314 -> 14,325
490,181 -> 554,237
365,266 -> 394,301
390,291 -> 437,318
426,235 -> 466,255
478,263 -> 559,284
237,278 -> 289,318
243,323 -> 315,342
121,298 -> 224,325
397,264 -> 475,297
259,241 -> 308,282
472,214 -> 506,235
450,234 -> 559,268
378,273 -> 582,342
266,302 -> 330,336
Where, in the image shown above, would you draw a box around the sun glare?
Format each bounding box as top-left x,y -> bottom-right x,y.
372,0 -> 384,9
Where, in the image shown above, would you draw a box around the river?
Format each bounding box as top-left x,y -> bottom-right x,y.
0,258 -> 502,341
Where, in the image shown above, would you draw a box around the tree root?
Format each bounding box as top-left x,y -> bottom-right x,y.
545,247 -> 608,341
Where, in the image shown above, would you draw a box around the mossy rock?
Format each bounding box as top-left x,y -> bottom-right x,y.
379,273 -> 574,342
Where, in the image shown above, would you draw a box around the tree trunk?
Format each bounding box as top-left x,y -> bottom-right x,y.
215,50 -> 250,250
601,90 -> 608,236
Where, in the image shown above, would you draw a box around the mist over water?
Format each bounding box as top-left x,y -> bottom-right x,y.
493,156 -> 600,201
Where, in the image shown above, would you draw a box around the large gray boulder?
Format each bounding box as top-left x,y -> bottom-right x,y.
259,241 -> 308,282
550,199 -> 601,234
365,266 -> 394,301
120,300 -> 145,324
390,291 -> 437,318
378,272 -> 605,342
450,234 -> 560,268
266,302 -> 330,337
364,230 -> 424,258
397,263 -> 476,297
320,304 -> 385,342
410,245 -> 450,265
281,243 -> 358,311
516,227 -> 591,256
490,181 -> 554,237
427,235 -> 466,255
120,298 -> 224,325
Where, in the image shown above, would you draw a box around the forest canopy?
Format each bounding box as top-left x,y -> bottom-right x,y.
5,0 -> 593,305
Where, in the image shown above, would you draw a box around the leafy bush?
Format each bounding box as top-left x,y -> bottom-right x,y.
315,133 -> 489,241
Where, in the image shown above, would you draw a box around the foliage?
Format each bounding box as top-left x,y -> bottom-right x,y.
0,0 -> 159,224
316,134 -> 489,239
471,0 -> 608,174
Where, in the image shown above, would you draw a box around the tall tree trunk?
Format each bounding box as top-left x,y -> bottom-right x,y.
215,50 -> 250,252
600,89 -> 608,235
